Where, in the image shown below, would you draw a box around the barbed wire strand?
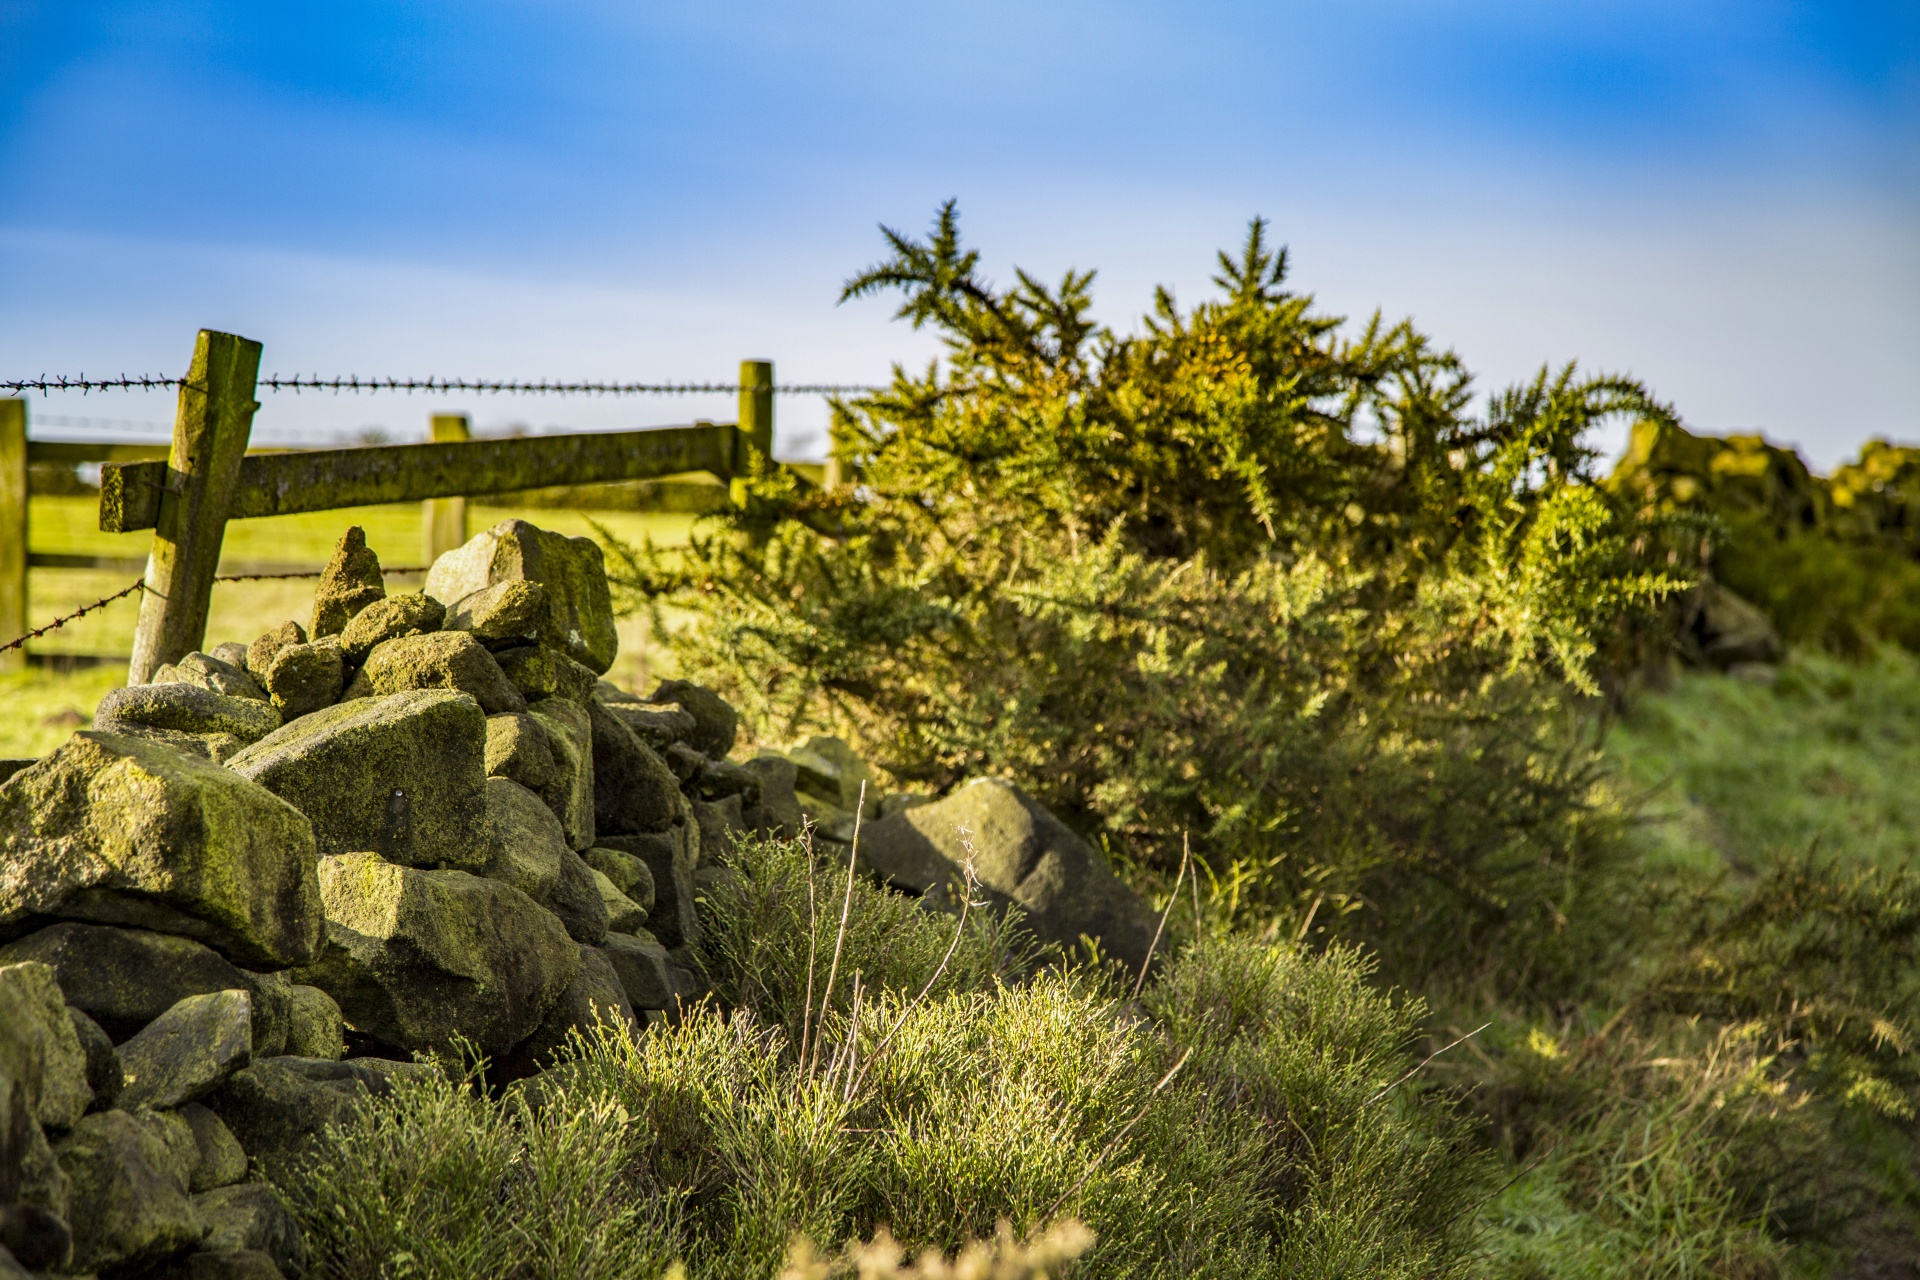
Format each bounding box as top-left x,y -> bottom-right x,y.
0,564 -> 431,653
0,580 -> 146,654
2,375 -> 883,396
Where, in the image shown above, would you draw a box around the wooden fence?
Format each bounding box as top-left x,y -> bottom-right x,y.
2,328 -> 829,681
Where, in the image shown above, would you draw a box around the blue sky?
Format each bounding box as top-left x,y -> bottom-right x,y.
2,1 -> 1915,464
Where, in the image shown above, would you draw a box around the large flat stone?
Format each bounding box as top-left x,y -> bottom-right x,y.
477,777 -> 565,904
860,778 -> 1160,974
292,852 -> 579,1053
0,733 -> 322,967
228,690 -> 488,872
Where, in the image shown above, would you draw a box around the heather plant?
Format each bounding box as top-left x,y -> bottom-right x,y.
282,832 -> 1485,1280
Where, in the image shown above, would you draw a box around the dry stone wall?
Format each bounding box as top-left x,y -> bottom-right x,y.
0,516 -> 1155,1279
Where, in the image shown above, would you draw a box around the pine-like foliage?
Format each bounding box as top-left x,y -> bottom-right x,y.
609,205 -> 1688,965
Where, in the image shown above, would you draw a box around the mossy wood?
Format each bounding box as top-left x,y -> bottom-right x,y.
100,422 -> 749,533
127,331 -> 263,684
422,413 -> 471,564
1,398 -> 25,670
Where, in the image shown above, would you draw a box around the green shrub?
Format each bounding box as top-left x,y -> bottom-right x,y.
605,206 -> 1687,982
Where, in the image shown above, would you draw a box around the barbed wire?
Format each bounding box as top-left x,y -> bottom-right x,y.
0,580 -> 145,654
3,374 -> 883,396
0,563 -> 433,653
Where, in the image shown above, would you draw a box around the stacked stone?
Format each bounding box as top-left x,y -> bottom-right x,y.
0,518 -> 803,1277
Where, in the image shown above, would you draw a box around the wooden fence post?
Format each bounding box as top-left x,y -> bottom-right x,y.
127,330 -> 261,685
733,359 -> 773,508
422,413 -> 471,564
0,399 -> 26,672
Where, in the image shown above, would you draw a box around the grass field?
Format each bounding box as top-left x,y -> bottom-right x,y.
2,495 -> 700,758
1606,649 -> 1920,875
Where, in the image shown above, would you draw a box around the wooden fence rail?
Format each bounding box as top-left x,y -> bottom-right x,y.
4,329 -> 817,683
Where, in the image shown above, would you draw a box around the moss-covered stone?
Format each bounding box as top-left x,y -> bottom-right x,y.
66,1007 -> 121,1107
485,712 -> 554,788
292,852 -> 578,1053
338,593 -> 446,664
0,923 -> 272,1045
443,580 -> 547,646
589,870 -> 648,933
263,640 -> 345,720
548,847 -> 610,945
55,1109 -> 204,1274
494,644 -> 597,705
602,700 -> 695,750
227,690 -> 488,872
689,794 -> 745,864
282,985 -> 344,1061
582,847 -> 653,913
587,697 -> 679,835
0,961 -> 92,1129
598,830 -> 698,949
118,990 -> 253,1109
359,631 -> 525,715
526,699 -> 594,850
95,683 -> 279,745
205,1058 -> 368,1184
309,527 -> 385,639
0,733 -> 323,967
477,777 -> 564,904
424,520 -> 618,674
124,1105 -> 199,1192
500,945 -> 632,1073
598,930 -> 673,1011
163,652 -> 267,703
863,778 -> 1160,974
244,622 -> 305,684
193,1181 -> 303,1274
177,1102 -> 246,1192
649,679 -> 738,758
741,755 -> 805,836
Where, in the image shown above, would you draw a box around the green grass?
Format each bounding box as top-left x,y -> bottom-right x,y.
1604,650 -> 1920,875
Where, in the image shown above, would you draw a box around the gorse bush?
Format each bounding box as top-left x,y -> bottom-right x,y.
607,204 -> 1689,971
283,832 -> 1484,1279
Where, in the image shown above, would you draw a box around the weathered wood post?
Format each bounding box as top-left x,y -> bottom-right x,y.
127,330 -> 261,685
422,412 -> 471,564
732,359 -> 773,508
0,399 -> 26,671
